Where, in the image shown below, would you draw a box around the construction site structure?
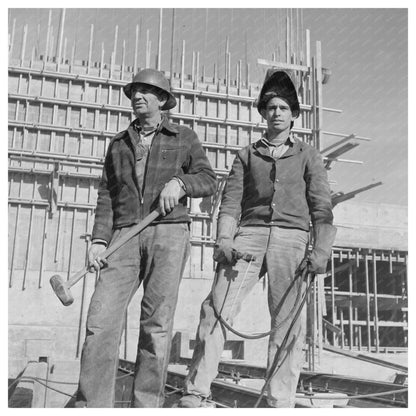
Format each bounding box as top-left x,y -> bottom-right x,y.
8,9 -> 407,391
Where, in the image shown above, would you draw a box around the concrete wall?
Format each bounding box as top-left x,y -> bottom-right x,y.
333,201 -> 407,251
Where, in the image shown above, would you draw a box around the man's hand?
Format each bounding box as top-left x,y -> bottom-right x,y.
297,249 -> 329,275
213,241 -> 237,266
88,243 -> 108,272
159,179 -> 182,216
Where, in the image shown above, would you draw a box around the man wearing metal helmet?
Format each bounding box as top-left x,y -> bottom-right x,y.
179,69 -> 335,408
75,69 -> 217,407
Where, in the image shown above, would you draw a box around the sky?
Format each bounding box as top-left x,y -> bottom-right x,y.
7,6 -> 409,206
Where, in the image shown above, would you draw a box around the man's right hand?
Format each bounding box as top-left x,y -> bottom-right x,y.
88,243 -> 108,272
213,242 -> 237,266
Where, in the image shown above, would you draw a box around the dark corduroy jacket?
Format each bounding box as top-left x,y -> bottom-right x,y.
219,137 -> 333,231
92,116 -> 217,243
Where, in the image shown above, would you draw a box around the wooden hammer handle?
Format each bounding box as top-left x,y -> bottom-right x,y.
67,208 -> 162,288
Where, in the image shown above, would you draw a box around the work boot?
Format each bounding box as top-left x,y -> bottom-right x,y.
178,394 -> 214,408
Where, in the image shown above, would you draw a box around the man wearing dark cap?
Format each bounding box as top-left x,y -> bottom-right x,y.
179,69 -> 335,408
75,68 -> 217,408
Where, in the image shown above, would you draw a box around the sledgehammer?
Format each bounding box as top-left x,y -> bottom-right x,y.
50,208 -> 162,306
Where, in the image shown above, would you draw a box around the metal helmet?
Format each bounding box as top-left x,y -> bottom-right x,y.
123,68 -> 177,111
256,69 -> 300,118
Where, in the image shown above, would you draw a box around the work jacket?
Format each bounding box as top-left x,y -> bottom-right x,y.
92,116 -> 217,243
219,137 -> 333,231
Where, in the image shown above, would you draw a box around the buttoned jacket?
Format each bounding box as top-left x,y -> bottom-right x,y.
219,137 -> 333,231
92,116 -> 217,243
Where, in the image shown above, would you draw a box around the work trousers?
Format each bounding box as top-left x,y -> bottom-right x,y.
76,222 -> 190,408
184,226 -> 308,407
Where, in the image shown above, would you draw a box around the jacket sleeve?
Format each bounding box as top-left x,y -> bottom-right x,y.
304,148 -> 334,226
176,129 -> 217,198
218,148 -> 246,221
91,147 -> 115,243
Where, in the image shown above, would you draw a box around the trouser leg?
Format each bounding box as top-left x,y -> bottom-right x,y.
76,228 -> 141,408
132,223 -> 190,408
265,227 -> 309,408
185,226 -> 268,398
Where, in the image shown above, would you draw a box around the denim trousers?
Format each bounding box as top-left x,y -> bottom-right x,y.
76,222 -> 190,408
184,226 -> 309,407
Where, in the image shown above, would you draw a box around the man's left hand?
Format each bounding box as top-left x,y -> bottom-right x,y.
159,179 -> 182,216
298,248 -> 329,275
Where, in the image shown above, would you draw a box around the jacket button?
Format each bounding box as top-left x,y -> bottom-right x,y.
275,179 -> 279,182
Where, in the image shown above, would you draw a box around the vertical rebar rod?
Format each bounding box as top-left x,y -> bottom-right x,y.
66,208 -> 77,281
113,25 -> 119,67
134,24 -> 139,73
121,39 -> 126,81
99,42 -> 104,78
331,251 -> 336,345
195,51 -> 200,88
9,203 -> 20,288
44,10 -> 52,62
56,8 -> 66,71
76,209 -> 91,358
191,51 -> 195,83
9,18 -> 16,59
63,37 -> 67,65
22,204 -> 35,290
180,40 -> 185,88
38,207 -> 49,288
365,253 -> 371,350
20,24 -> 28,66
87,24 -> 94,75
348,264 -> 353,349
170,9 -> 175,80
315,41 -> 323,151
157,8 -> 162,70
286,13 -> 290,63
372,252 -> 379,352
54,206 -> 62,263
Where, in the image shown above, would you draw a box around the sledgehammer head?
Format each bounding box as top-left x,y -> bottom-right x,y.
50,274 -> 74,306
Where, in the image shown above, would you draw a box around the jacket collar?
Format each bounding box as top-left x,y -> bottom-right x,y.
114,114 -> 179,142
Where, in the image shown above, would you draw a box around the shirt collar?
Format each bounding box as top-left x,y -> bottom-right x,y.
260,133 -> 295,147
